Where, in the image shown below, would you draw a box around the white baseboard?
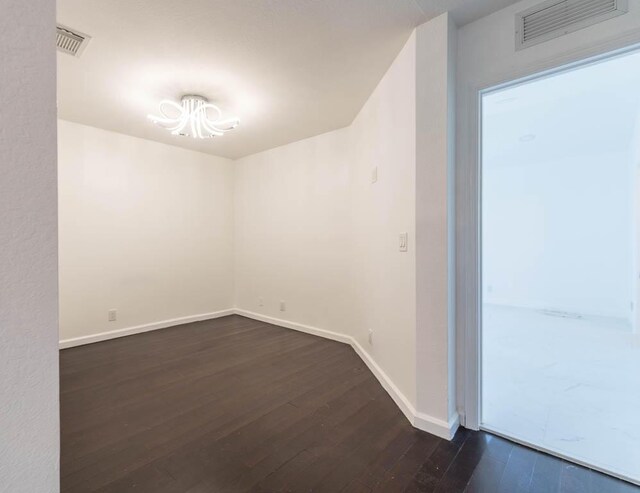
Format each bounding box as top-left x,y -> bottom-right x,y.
415,411 -> 460,440
352,338 -> 458,440
59,306 -> 459,440
233,309 -> 353,345
350,339 -> 416,427
237,308 -> 459,441
58,309 -> 235,349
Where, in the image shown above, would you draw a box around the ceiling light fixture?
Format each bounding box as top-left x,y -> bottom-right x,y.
148,95 -> 239,139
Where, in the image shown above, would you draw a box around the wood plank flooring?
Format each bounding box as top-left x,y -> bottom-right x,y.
60,315 -> 639,492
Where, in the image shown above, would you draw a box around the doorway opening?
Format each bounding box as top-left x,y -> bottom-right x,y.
481,47 -> 640,484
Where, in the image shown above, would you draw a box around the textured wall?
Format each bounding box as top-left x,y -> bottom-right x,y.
0,1 -> 60,492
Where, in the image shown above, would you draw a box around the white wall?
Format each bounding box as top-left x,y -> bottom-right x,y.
415,14 -> 457,428
234,19 -> 458,437
234,32 -> 420,408
350,30 -> 418,406
0,1 -> 60,491
58,120 -> 234,343
480,42 -> 640,322
234,128 -> 354,336
632,109 -> 640,333
456,0 -> 640,428
483,151 -> 633,320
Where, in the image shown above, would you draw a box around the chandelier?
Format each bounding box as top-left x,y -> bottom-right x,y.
147,95 -> 239,139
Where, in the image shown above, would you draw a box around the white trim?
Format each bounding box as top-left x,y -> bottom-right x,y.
238,309 -> 459,440
59,307 -> 459,440
350,339 -> 416,428
233,309 -> 352,345
415,411 -> 460,440
352,339 -> 458,440
58,309 -> 235,349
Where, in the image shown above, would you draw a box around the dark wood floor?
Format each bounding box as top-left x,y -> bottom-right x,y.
61,315 -> 639,492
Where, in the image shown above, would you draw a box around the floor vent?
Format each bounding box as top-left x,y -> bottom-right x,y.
56,24 -> 91,57
516,0 -> 628,50
538,309 -> 583,319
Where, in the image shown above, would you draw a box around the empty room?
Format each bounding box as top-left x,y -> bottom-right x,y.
3,0 -> 640,492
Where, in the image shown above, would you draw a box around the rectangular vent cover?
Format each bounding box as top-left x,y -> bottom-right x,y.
56,24 -> 91,57
516,0 -> 628,50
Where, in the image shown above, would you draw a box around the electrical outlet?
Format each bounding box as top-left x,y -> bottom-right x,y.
368,329 -> 373,345
280,300 -> 286,312
108,309 -> 117,322
259,297 -> 264,307
371,166 -> 378,184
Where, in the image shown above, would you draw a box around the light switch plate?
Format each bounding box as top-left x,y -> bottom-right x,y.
371,166 -> 378,184
399,232 -> 408,252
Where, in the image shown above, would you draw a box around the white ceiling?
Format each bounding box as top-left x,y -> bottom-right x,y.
57,0 -> 517,159
483,48 -> 640,168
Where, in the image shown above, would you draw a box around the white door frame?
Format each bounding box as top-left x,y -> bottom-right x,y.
458,34 -> 640,432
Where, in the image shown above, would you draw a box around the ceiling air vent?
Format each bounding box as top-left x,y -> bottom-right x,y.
516,0 -> 628,50
56,24 -> 91,57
